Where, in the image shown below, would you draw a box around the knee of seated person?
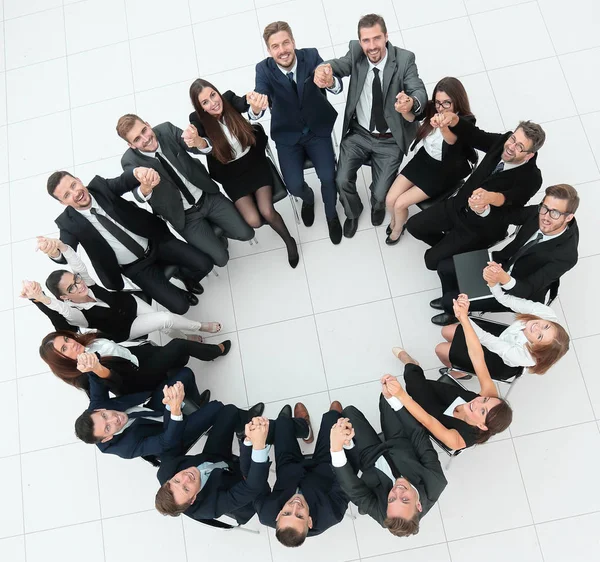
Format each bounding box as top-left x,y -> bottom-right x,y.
173,366 -> 194,385
275,522 -> 309,548
167,299 -> 189,316
259,206 -> 277,223
435,342 -> 447,360
393,198 -> 407,211
423,250 -> 439,271
155,482 -> 191,517
385,192 -> 397,209
212,250 -> 229,268
244,214 -> 263,229
383,511 -> 420,538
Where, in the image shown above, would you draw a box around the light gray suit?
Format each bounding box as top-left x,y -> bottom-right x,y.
121,122 -> 254,267
327,41 -> 426,217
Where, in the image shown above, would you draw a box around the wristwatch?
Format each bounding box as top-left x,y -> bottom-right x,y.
410,96 -> 422,114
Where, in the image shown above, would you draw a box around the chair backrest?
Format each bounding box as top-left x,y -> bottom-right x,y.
546,278 -> 560,306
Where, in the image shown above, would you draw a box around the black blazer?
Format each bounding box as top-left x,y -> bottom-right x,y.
254,48 -> 338,146
448,118 -> 542,236
493,205 -> 579,302
254,457 -> 348,536
87,383 -> 181,460
121,122 -> 220,231
53,171 -> 172,291
333,405 -> 447,525
157,452 -> 270,525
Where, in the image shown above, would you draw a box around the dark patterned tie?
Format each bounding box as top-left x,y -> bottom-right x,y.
506,232 -> 543,270
90,208 -> 146,259
286,71 -> 298,96
156,152 -> 196,205
492,161 -> 505,174
370,68 -> 387,133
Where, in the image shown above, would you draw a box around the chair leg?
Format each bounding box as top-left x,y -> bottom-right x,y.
289,193 -> 301,225
231,526 -> 260,535
345,511 -> 356,520
248,237 -> 258,246
444,454 -> 455,471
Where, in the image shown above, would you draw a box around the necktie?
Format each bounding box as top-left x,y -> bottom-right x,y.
370,68 -> 387,133
155,152 -> 196,206
492,161 -> 505,174
90,208 -> 146,259
286,71 -> 298,96
127,410 -> 162,422
506,232 -> 543,270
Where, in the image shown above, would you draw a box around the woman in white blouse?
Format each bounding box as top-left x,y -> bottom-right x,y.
22,237 -> 221,343
384,77 -> 477,245
436,283 -> 570,380
184,79 -> 299,268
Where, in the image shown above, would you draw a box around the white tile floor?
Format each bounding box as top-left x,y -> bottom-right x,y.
1,1 -> 599,560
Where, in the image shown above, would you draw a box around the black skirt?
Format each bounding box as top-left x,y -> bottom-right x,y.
449,319 -> 523,381
401,146 -> 460,198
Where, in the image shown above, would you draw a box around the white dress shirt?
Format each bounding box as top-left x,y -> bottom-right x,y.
86,338 -> 140,367
423,127 -> 444,161
199,118 -> 251,162
77,196 -> 149,265
469,284 -> 559,368
136,142 -> 204,210
115,404 -> 182,436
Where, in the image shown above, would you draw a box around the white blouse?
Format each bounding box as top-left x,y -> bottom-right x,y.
423,127 -> 444,161
86,338 -> 139,367
219,118 -> 250,162
468,284 -> 559,368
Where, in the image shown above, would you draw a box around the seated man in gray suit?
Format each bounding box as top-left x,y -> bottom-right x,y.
117,114 -> 254,267
331,383 -> 447,537
314,13 -> 426,238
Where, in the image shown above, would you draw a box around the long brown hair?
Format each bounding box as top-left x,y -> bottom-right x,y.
474,399 -> 513,444
414,77 -> 474,147
189,79 -> 255,164
39,330 -> 102,390
515,314 -> 570,375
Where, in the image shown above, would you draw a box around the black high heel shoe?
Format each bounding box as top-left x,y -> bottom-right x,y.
287,238 -> 299,269
385,224 -> 407,246
386,223 -> 393,236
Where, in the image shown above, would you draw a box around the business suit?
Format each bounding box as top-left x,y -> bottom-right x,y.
335,398 -> 447,526
437,207 -> 579,314
406,117 -> 543,271
157,404 -> 270,525
254,48 -> 339,219
254,411 -> 349,537
52,171 -> 213,315
326,41 -> 427,217
89,367 -> 223,460
121,122 -> 254,267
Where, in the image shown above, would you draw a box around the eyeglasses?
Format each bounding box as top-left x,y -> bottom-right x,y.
506,134 -> 531,154
434,100 -> 452,109
538,203 -> 570,220
66,273 -> 83,294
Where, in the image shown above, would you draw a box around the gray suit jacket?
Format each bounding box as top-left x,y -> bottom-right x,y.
326,41 -> 426,153
121,122 -> 220,231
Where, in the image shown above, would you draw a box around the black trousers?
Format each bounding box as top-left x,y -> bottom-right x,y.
123,237 -> 213,314
406,199 -> 503,271
437,256 -> 510,314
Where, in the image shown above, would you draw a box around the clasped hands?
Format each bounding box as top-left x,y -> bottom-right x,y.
162,381 -> 185,416
330,417 -> 355,452
20,280 -> 46,302
452,293 -> 470,321
133,167 -> 160,195
394,91 -> 414,114
482,261 -> 510,286
246,91 -> 269,115
244,416 -> 269,449
468,187 -> 494,214
36,235 -> 65,259
313,63 -> 335,88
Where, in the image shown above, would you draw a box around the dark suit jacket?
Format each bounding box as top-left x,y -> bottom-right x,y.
492,206 -> 579,302
88,384 -> 182,460
326,40 -> 427,153
53,171 -> 172,291
157,452 -> 270,525
121,122 -> 220,231
333,408 -> 447,526
254,48 -> 338,146
254,458 -> 348,536
448,117 -> 543,236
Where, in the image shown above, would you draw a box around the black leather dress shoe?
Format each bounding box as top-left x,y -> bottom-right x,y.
186,292 -> 199,306
183,279 -> 204,295
328,215 -> 342,245
371,208 -> 385,226
278,404 -> 292,418
431,312 -> 458,326
236,402 -> 266,440
343,217 -> 359,238
429,297 -> 444,310
301,201 -> 315,227
197,389 -> 211,407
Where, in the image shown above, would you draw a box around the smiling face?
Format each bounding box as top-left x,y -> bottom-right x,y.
386,478 -> 422,519
267,30 -> 296,69
197,87 -> 223,118
52,175 -> 92,210
462,396 -> 502,430
523,318 -> 557,347
169,466 -> 201,506
358,24 -> 388,64
90,409 -> 129,443
52,334 -> 84,360
124,119 -> 159,152
501,127 -> 535,164
276,493 -> 313,535
56,272 -> 89,302
538,195 -> 574,236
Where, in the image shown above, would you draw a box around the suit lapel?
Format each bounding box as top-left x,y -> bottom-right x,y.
382,44 -> 397,101
355,56 -> 370,104
295,50 -> 308,104
268,57 -> 295,96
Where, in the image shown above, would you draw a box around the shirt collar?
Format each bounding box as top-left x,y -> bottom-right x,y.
139,141 -> 161,158
277,58 -> 298,78
368,48 -> 388,72
77,195 -> 97,215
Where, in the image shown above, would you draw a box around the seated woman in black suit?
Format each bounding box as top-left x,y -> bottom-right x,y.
39,330 -> 230,397
384,77 -> 477,245
385,296 -> 512,451
183,79 -> 298,268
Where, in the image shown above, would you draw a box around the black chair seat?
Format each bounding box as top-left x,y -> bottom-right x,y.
417,179 -> 464,212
